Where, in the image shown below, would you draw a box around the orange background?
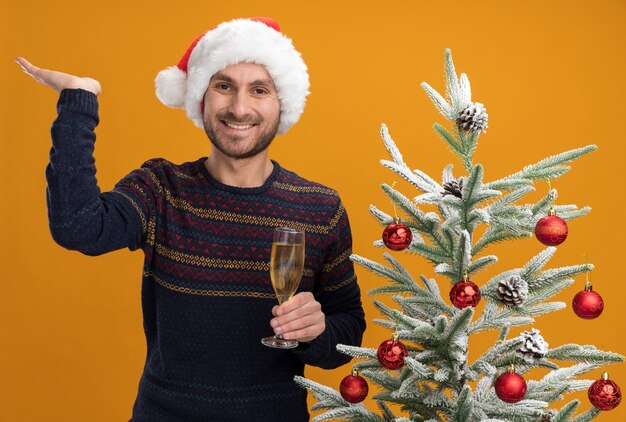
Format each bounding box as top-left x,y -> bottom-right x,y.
2,0 -> 625,420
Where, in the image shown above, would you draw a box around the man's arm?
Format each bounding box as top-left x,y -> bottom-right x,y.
17,58 -> 151,255
46,89 -> 148,255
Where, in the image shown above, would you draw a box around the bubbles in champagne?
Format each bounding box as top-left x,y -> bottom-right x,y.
270,242 -> 304,303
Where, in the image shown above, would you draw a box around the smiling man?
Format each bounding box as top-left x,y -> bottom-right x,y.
204,65 -> 280,159
17,17 -> 365,422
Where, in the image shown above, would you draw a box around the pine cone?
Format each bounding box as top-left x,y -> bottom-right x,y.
519,328 -> 549,362
442,177 -> 464,198
539,410 -> 557,421
456,102 -> 488,133
497,275 -> 529,307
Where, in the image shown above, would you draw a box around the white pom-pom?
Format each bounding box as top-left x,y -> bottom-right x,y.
155,66 -> 187,108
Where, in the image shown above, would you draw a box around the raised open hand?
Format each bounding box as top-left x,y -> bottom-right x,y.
15,57 -> 101,95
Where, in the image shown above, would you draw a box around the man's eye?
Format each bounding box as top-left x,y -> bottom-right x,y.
216,83 -> 230,90
254,88 -> 268,95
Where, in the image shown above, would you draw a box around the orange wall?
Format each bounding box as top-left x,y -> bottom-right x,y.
1,0 -> 625,420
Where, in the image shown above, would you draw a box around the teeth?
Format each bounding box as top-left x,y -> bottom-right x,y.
225,122 -> 254,130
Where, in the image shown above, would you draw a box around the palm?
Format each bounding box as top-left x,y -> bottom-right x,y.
16,57 -> 101,95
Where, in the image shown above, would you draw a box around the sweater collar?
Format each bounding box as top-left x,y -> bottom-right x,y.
196,157 -> 281,195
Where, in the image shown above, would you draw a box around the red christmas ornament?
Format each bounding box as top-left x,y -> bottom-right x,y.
495,367 -> 527,403
449,275 -> 481,309
377,332 -> 408,369
534,208 -> 568,246
340,368 -> 369,403
588,372 -> 621,410
382,222 -> 412,251
572,282 -> 604,319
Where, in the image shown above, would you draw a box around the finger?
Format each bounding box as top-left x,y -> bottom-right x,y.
272,299 -> 321,327
15,57 -> 33,71
15,57 -> 52,83
16,57 -> 57,89
15,57 -> 28,73
16,57 -> 85,92
282,320 -> 326,342
16,57 -> 40,79
275,312 -> 325,336
276,291 -> 314,316
271,305 -> 279,317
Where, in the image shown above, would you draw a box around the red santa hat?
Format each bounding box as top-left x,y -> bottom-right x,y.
155,17 -> 310,135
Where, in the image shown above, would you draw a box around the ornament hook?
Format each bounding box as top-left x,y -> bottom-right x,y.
583,253 -> 592,290
547,180 -> 556,215
392,318 -> 400,342
390,181 -> 399,223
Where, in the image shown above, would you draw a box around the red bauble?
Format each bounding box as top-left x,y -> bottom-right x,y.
449,278 -> 481,309
572,284 -> 604,319
382,222 -> 412,251
377,333 -> 408,369
340,369 -> 369,403
495,370 -> 527,403
588,373 -> 621,410
534,209 -> 568,246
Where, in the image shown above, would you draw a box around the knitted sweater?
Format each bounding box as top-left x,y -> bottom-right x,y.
46,89 -> 366,421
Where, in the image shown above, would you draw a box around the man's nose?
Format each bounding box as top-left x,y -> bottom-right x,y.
228,90 -> 253,118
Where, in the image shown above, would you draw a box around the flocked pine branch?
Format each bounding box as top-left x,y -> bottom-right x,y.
486,145 -> 598,187
421,50 -> 480,172
296,49 -> 623,421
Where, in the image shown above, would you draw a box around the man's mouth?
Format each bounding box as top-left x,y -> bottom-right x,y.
222,121 -> 256,130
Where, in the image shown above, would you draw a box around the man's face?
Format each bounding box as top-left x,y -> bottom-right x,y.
203,62 -> 281,159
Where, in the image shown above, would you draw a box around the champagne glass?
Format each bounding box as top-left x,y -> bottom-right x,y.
262,227 -> 305,349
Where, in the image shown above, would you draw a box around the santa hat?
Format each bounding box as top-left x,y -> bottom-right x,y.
155,17 -> 309,135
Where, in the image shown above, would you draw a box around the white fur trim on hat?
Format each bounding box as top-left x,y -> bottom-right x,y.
155,18 -> 310,135
155,66 -> 187,108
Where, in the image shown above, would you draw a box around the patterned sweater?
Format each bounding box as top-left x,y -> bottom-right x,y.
46,89 -> 366,421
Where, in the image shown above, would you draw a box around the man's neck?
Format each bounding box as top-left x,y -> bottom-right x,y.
204,151 -> 274,188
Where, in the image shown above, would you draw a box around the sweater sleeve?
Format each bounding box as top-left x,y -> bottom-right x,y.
46,89 -> 155,256
293,200 -> 366,369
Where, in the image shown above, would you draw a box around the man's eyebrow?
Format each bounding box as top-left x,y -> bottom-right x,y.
250,79 -> 276,89
211,72 -> 233,83
211,72 -> 275,89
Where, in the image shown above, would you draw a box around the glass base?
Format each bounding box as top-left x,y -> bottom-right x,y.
261,334 -> 299,349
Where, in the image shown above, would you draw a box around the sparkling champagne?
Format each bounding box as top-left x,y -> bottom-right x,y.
262,227 -> 305,349
270,242 -> 304,304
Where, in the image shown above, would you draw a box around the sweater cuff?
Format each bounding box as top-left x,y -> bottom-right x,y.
292,324 -> 333,362
57,88 -> 99,125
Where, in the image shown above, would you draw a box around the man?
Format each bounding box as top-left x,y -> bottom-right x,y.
17,17 -> 365,421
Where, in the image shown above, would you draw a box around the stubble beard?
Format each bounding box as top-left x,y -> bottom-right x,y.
203,111 -> 279,160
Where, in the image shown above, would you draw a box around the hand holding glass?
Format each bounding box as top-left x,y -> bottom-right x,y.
262,227 -> 305,349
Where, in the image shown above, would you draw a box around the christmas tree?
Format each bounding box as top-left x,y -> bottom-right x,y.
295,50 -> 624,421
